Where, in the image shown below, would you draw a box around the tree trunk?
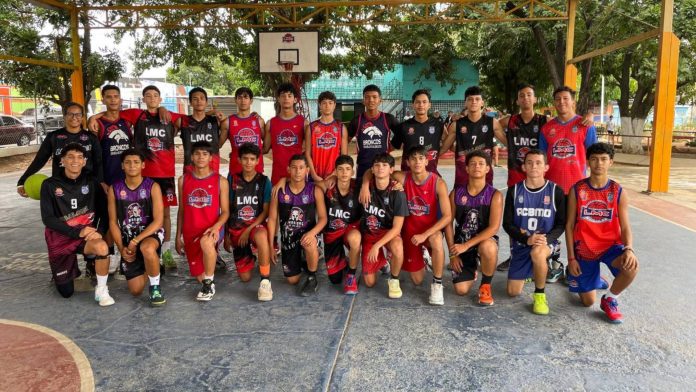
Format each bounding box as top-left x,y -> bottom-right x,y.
619,116 -> 647,155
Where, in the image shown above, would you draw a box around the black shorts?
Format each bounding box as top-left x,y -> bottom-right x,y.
121,232 -> 164,280
152,177 -> 177,207
281,245 -> 308,277
451,251 -> 479,284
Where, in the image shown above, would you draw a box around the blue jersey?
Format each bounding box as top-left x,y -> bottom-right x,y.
511,180 -> 558,251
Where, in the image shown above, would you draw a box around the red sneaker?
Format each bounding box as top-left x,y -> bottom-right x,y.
343,273 -> 358,295
600,295 -> 624,324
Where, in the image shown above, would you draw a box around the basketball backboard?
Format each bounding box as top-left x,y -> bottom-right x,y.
258,31 -> 319,74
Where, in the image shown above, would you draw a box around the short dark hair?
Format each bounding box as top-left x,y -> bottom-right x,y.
235,87 -> 254,99
188,87 -> 208,102
411,89 -> 431,102
363,84 -> 382,96
289,153 -> 308,165
405,145 -> 427,160
101,84 -> 120,96
62,101 -> 84,116
335,154 -> 354,168
552,86 -> 576,100
120,148 -> 146,163
60,142 -> 86,158
191,141 -> 215,156
586,142 -> 615,160
318,90 -> 337,103
277,82 -> 297,98
142,85 -> 161,96
517,83 -> 535,94
372,152 -> 395,167
238,142 -> 261,158
523,148 -> 546,163
465,150 -> 491,167
465,86 -> 483,100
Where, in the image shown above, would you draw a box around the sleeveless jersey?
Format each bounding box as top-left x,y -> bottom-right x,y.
505,113 -> 546,186
354,112 -> 393,180
180,115 -> 220,171
182,172 -> 220,238
361,182 -> 409,233
309,119 -> 342,179
324,180 -> 361,242
454,115 -> 494,185
227,172 -> 269,230
453,183 -> 496,245
511,180 -> 558,251
97,117 -> 133,185
573,179 -> 623,260
228,114 -> 264,175
133,111 -> 176,178
403,172 -> 439,235
269,115 -> 305,184
541,115 -> 591,194
112,177 -> 155,243
395,117 -> 443,173
278,183 -> 316,250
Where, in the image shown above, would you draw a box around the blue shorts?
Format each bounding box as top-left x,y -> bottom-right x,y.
567,245 -> 623,293
508,243 -> 555,281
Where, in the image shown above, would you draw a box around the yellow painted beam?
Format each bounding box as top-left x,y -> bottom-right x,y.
568,28 -> 660,64
0,54 -> 77,70
564,64 -> 578,90
564,0 -> 577,89
70,8 -> 85,106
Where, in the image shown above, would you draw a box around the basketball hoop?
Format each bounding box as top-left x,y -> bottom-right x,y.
277,61 -> 294,83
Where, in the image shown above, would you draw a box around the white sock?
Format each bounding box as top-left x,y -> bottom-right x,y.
606,291 -> 620,300
204,274 -> 214,282
96,274 -> 108,288
162,241 -> 170,253
149,274 -> 160,286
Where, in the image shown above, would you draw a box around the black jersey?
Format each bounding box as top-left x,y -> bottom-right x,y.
392,117 -> 444,173
133,110 -> 176,178
40,171 -> 107,239
454,115 -> 494,186
278,182 -> 317,250
505,113 -> 546,185
228,172 -> 271,230
112,177 -> 156,243
180,115 -> 220,166
325,180 -> 362,236
453,183 -> 496,245
18,128 -> 103,186
361,182 -> 409,232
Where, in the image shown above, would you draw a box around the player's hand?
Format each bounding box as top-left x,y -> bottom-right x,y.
17,186 -> 28,198
451,113 -> 463,122
84,231 -> 102,241
214,110 -> 225,122
581,115 -> 593,127
158,107 -> 171,124
359,183 -> 371,205
450,243 -> 470,256
88,116 -> 99,133
621,249 -> 638,271
323,175 -> 336,190
312,174 -> 324,183
449,254 -> 462,273
239,229 -> 251,248
203,227 -> 220,243
121,246 -> 136,262
567,259 -> 581,277
411,233 -> 427,246
79,226 -> 97,238
526,233 -> 546,247
271,178 -> 287,199
127,239 -> 139,254
300,232 -> 316,248
391,180 -> 404,192
100,182 -> 109,195
175,235 -> 185,255
269,241 -> 278,264
367,246 -> 381,263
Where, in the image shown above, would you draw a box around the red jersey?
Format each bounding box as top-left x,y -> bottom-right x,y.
403,172 -> 439,235
228,113 -> 264,175
540,115 -> 596,194
309,119 -> 342,179
121,108 -> 184,178
269,114 -> 305,184
573,179 -> 623,260
182,172 -> 220,239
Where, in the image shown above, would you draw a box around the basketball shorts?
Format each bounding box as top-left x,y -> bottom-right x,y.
567,244 -> 623,293
183,230 -> 221,277
323,223 -> 359,277
508,242 -> 556,281
228,224 -> 267,275
402,229 -> 437,273
45,228 -> 86,285
152,177 -> 177,207
120,230 -> 164,280
361,230 -> 396,275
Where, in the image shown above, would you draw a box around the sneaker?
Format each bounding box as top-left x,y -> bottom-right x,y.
149,285 -> 166,306
94,286 -> 115,307
380,262 -> 391,275
196,279 -> 215,301
161,249 -> 177,269
599,276 -> 609,290
343,273 -> 359,295
258,278 -> 273,301
388,278 -> 402,299
532,292 -> 549,315
299,275 -> 319,297
546,266 -> 564,283
478,283 -> 494,306
429,282 -> 444,305
108,253 -> 120,274
423,249 -> 433,272
496,257 -> 511,272
600,295 -> 623,324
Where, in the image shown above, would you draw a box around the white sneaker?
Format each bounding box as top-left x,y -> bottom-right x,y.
429,282 -> 444,305
258,278 -> 273,301
108,253 -> 120,274
388,278 -> 402,299
94,286 -> 115,307
196,279 -> 215,301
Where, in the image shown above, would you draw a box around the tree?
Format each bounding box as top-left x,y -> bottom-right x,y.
165,57 -> 263,95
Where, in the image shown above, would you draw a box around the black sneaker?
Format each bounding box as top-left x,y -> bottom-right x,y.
196,279 -> 215,301
149,285 -> 166,306
497,257 -> 511,271
299,275 -> 318,297
160,263 -> 166,277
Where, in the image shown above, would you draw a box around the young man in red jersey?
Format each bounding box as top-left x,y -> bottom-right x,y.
263,83 -> 309,185
177,87 -> 228,174
306,91 -> 348,182
223,87 -> 266,175
566,143 -> 638,324
175,142 -> 230,301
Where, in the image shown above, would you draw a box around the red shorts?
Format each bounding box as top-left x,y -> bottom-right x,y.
402,228 -> 433,273
323,223 -> 359,276
183,231 -> 221,277
152,177 -> 178,207
228,224 -> 267,275
361,230 -> 395,275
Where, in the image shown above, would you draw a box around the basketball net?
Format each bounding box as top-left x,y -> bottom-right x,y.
277,61 -> 307,117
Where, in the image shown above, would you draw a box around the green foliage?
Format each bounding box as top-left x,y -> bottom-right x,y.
166,57 -> 263,95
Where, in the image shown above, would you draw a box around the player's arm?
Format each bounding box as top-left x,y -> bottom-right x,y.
538,132 -> 548,154
107,186 -> 124,250
439,122 -> 456,155
87,112 -> 106,133
262,122 -> 271,154
302,187 -> 328,246
304,124 -> 321,182
341,124 -> 349,155
137,183 -> 164,242
498,114 -> 511,130
502,187 -> 529,244
617,189 -> 638,270
40,183 -> 82,239
565,186 -> 580,275
585,125 -> 598,147
493,118 -> 507,147
257,115 -> 267,140
444,190 -> 456,249
266,188 -> 280,264
455,190 -> 503,253
372,216 -> 405,253
358,169 -> 375,204
175,176 -> 185,255
415,178 -> 452,244
17,134 -> 54,194
347,117 -> 359,153
391,124 -> 403,150
545,186 -> 567,244
204,176 -> 230,239
218,117 -> 229,149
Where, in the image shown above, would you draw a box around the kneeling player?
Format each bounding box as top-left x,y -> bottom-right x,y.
175,142 -> 230,301
225,143 -> 273,301
445,150 -> 503,306
566,143 -> 638,323
108,149 -> 166,306
502,149 -> 565,315
267,154 -> 327,296
40,143 -> 113,306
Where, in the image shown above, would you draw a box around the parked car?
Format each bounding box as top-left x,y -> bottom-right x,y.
20,106 -> 64,134
0,115 -> 37,146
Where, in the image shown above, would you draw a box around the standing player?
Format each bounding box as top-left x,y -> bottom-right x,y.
94,85 -> 133,189
267,154 -> 328,296
440,86 -> 505,186
107,149 -> 166,306
175,142 -> 230,301
566,143 -> 638,324
502,149 -> 565,315
177,87 -> 227,174
224,87 -> 265,175
306,91 -> 348,182
348,85 -> 401,181
225,143 -> 274,301
445,150 -> 503,305
391,89 -> 446,176
263,83 -> 309,185
40,143 -> 113,305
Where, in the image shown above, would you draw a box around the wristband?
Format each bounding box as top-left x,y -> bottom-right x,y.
131,238 -> 140,245
622,246 -> 633,253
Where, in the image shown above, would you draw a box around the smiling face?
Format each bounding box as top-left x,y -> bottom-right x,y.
64,106 -> 83,130
363,91 -> 381,112
239,153 -> 259,174
517,87 -> 537,111
407,152 -> 427,174
553,91 -> 575,116
61,150 -> 86,176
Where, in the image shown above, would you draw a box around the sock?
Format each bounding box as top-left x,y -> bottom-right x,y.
259,264 -> 271,279
391,274 -> 399,281
162,241 -> 171,253
96,274 -> 108,288
481,274 -> 493,285
606,290 -> 620,300
534,287 -> 545,294
149,274 -> 160,286
347,267 -> 357,275
308,270 -> 316,277
204,274 -> 214,282
433,276 -> 443,285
